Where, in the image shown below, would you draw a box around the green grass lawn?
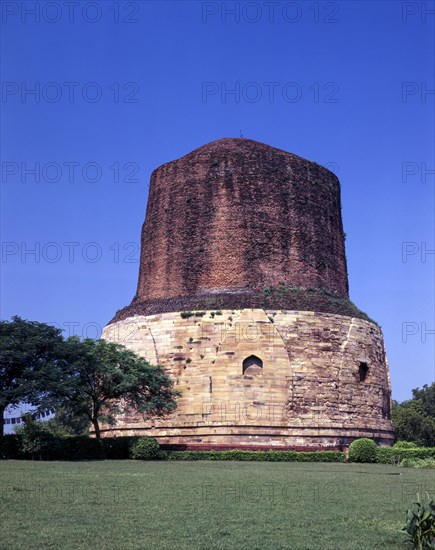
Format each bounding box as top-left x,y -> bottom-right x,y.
0,460 -> 433,550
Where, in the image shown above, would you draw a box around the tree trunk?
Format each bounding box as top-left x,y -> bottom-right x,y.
92,418 -> 101,438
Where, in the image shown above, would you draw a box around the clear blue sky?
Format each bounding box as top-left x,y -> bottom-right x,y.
1,0 -> 434,402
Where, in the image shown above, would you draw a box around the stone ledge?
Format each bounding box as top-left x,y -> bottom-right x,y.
109,289 -> 373,324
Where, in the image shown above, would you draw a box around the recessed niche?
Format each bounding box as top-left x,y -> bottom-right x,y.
359,362 -> 369,382
243,355 -> 263,376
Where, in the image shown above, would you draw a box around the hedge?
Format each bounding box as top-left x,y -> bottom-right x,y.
0,435 -> 20,459
376,447 -> 435,464
1,435 -> 346,462
165,450 -> 346,462
0,434 -> 140,461
5,432 -> 434,463
393,441 -> 418,449
400,457 -> 435,469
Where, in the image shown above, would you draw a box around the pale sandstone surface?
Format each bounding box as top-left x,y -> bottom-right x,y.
101,309 -> 394,448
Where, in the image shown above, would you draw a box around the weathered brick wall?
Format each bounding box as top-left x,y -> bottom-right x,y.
101,310 -> 394,448
116,138 -> 349,322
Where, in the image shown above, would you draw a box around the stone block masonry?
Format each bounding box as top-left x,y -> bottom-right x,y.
101,138 -> 394,448
102,309 -> 394,448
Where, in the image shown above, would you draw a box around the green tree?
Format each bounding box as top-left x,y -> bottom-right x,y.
58,338 -> 179,438
392,382 -> 435,447
412,383 -> 435,418
44,407 -> 90,437
0,316 -> 67,437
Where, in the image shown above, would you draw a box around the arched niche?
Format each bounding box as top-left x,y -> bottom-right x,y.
242,355 -> 263,376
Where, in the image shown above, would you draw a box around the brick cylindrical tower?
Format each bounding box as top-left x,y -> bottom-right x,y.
102,138 -> 394,449
138,137 -> 347,299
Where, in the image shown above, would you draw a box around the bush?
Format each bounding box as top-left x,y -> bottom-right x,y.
0,435 -> 20,459
100,436 -> 138,459
180,311 -> 194,319
60,436 -> 103,460
348,438 -> 377,463
130,437 -> 161,460
394,441 -> 418,449
402,494 -> 435,549
376,447 -> 435,464
15,421 -> 62,460
400,457 -> 435,469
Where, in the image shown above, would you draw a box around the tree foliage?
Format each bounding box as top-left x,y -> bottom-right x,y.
14,420 -> 60,460
54,337 -> 179,438
0,316 -> 66,436
412,384 -> 435,419
392,383 -> 435,447
0,317 -> 179,439
44,407 -> 90,437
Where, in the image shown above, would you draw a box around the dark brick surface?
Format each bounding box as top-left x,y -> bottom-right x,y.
110,289 -> 371,324
112,138 -> 351,322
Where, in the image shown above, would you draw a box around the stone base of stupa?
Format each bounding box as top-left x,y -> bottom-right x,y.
99,309 -> 394,449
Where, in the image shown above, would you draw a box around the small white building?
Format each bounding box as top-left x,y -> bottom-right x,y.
3,404 -> 55,434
